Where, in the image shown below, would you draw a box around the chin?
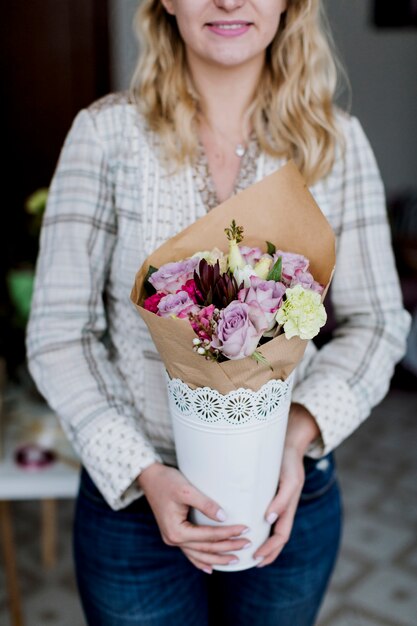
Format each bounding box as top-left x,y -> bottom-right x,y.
203,48 -> 258,69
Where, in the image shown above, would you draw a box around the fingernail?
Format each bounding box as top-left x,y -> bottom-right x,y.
216,508 -> 227,522
242,542 -> 252,550
229,558 -> 239,565
254,555 -> 265,567
230,528 -> 250,540
203,568 -> 212,575
267,512 -> 278,524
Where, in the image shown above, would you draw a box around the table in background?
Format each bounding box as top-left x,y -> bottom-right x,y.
0,382 -> 80,626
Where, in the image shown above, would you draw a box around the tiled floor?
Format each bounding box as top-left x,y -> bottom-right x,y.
1,388 -> 416,626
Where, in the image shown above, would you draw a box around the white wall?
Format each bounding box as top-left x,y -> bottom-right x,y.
108,0 -> 417,192
325,1 -> 417,192
108,0 -> 139,93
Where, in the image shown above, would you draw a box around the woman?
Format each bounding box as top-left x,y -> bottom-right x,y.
26,1 -> 410,624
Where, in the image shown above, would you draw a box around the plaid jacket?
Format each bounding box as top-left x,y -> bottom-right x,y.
26,94 -> 411,510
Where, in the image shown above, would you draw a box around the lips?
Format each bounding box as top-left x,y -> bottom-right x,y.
206,21 -> 253,28
205,20 -> 253,37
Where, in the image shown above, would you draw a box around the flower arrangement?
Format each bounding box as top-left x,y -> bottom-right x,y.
143,220 -> 327,362
130,162 -> 336,571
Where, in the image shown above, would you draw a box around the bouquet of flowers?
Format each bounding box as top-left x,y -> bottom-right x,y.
131,162 -> 335,571
143,220 -> 327,366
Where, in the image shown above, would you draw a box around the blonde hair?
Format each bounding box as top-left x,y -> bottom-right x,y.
130,0 -> 347,185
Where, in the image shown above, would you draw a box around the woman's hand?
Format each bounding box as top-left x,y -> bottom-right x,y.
253,403 -> 320,568
137,463 -> 250,574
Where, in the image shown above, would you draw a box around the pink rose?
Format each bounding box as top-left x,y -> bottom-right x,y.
157,291 -> 199,319
177,279 -> 202,304
238,275 -> 286,331
290,269 -> 324,294
149,258 -> 199,293
239,246 -> 263,267
211,301 -> 264,360
143,292 -> 165,314
274,250 -> 309,286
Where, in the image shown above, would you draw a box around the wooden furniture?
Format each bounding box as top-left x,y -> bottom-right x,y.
0,381 -> 79,626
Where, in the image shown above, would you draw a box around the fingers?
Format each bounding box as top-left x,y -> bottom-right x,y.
253,454 -> 305,568
254,506 -> 297,567
185,554 -> 213,575
162,518 -> 249,547
181,537 -> 252,554
178,482 -> 227,523
183,546 -> 241,572
265,467 -> 304,521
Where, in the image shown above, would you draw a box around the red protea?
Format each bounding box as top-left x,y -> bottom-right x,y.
194,259 -> 242,309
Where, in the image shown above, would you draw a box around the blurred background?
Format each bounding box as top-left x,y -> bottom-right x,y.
0,1 -> 416,625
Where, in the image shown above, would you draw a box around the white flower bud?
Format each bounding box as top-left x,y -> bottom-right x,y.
228,240 -> 245,272
254,256 -> 273,280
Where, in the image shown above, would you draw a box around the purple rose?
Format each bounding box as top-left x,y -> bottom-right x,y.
211,301 -> 264,360
149,257 -> 199,293
273,250 -> 309,286
157,291 -> 199,319
290,269 -> 324,294
238,276 -> 286,331
239,246 -> 263,267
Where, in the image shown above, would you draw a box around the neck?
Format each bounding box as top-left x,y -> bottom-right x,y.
187,51 -> 265,137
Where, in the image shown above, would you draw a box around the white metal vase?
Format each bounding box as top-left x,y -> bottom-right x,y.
166,372 -> 295,572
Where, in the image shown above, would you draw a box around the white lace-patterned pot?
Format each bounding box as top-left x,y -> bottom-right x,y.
166,373 -> 295,572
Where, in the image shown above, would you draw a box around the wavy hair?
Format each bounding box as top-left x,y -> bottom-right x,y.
130,0 -> 347,184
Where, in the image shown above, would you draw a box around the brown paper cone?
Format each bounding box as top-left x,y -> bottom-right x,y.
130,161 -> 335,393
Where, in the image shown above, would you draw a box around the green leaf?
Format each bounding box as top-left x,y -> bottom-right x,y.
251,350 -> 273,371
266,256 -> 282,282
266,241 -> 276,255
144,265 -> 159,296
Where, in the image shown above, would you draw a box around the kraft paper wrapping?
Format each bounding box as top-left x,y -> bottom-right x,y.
130,161 -> 335,394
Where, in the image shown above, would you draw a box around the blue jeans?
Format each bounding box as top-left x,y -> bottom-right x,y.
73,454 -> 342,626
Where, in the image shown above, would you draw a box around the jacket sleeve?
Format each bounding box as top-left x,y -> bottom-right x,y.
26,109 -> 162,510
292,116 -> 411,457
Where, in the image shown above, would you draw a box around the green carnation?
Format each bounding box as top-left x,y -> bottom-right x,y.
275,284 -> 327,340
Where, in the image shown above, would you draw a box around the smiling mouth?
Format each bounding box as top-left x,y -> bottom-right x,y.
206,21 -> 253,30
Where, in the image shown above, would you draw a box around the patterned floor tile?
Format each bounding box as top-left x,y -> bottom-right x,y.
337,473 -> 383,512
318,606 -> 404,626
328,550 -> 371,592
341,513 -> 415,563
394,540 -> 417,576
21,587 -> 84,626
316,589 -> 344,624
348,566 -> 417,626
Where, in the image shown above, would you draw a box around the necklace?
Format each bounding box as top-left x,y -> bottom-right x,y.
199,112 -> 248,158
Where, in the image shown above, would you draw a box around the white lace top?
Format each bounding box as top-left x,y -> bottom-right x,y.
26,93 -> 411,510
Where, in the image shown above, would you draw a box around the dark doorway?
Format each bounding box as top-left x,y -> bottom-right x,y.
0,0 -> 111,375
374,0 -> 417,27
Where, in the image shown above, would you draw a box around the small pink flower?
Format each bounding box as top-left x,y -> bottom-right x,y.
191,304 -> 216,341
144,292 -> 165,314
177,279 -> 202,304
